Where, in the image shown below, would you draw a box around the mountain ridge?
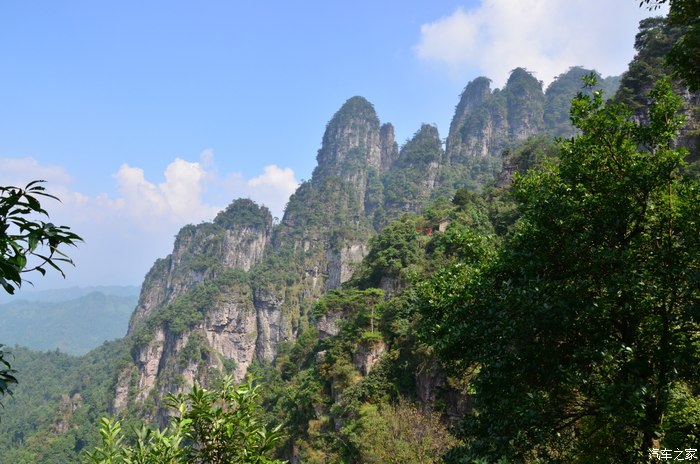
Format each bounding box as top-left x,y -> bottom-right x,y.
112,65 -> 629,419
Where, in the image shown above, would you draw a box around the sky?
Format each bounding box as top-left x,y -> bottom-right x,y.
0,0 -> 667,292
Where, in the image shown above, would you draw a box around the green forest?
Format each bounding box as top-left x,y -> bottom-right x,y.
1,4 -> 699,463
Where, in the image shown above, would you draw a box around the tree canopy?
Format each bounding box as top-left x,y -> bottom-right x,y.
84,376 -> 286,464
420,78 -> 700,462
0,180 -> 82,295
640,0 -> 700,90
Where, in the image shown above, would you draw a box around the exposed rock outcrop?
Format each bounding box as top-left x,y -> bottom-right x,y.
254,289 -> 286,362
352,340 -> 386,376
313,96 -> 383,184
204,294 -> 258,381
445,68 -> 545,167
115,201 -> 274,413
379,123 -> 399,171
128,199 -> 272,333
316,310 -> 344,339
326,243 -> 368,289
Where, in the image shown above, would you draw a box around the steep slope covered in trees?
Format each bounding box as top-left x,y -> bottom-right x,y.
616,16 -> 700,163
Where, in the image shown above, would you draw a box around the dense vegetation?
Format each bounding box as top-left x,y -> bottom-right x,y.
85,376 -> 284,464
1,10 -> 698,464
0,342 -> 131,463
253,195 -> 503,462
422,78 -> 699,463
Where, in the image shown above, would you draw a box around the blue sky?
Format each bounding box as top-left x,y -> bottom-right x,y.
0,1 -> 665,291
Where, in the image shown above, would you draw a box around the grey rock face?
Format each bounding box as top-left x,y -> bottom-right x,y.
128,208 -> 272,334
254,289 -> 286,362
326,243 -> 368,290
445,69 -> 545,166
352,340 -> 386,376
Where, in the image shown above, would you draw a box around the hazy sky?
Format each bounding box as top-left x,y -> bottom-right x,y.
0,1 -> 666,291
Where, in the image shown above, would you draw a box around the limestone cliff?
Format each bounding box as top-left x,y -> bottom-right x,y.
311,96 -> 386,215
115,98 -> 394,414
249,97 -> 391,360
445,69 -> 544,165
113,68 -> 632,420
382,124 -> 443,218
379,123 -> 399,171
128,199 -> 271,333
441,68 -> 544,187
114,200 -> 272,413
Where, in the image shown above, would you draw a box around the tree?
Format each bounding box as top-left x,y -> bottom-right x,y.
346,400 -> 458,464
84,375 -> 286,464
640,0 -> 700,90
420,79 -> 700,462
0,180 -> 82,401
0,344 -> 16,407
0,180 -> 82,294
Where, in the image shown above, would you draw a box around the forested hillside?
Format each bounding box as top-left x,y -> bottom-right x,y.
1,12 -> 698,463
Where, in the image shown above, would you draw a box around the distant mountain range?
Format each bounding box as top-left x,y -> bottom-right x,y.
0,286 -> 140,355
0,285 -> 140,304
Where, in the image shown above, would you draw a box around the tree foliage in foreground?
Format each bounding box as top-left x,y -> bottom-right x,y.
84,375 -> 286,464
0,180 -> 82,295
640,0 -> 700,91
420,78 -> 700,463
0,180 -> 82,402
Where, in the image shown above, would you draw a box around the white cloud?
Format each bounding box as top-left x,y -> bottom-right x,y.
110,156 -> 297,228
0,154 -> 298,290
0,157 -> 73,186
414,0 -> 668,88
248,165 -> 297,190
113,158 -> 219,228
223,164 -> 299,220
245,165 -> 299,218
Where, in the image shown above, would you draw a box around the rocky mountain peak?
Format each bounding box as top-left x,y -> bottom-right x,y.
313,96 -> 382,182
503,68 -> 545,143
444,76 -> 497,166
213,198 -> 272,230
397,124 -> 442,168
505,67 -> 541,88
544,66 -> 621,137
126,199 -> 272,334
444,69 -> 545,170
451,77 -> 492,127
380,124 -> 443,217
